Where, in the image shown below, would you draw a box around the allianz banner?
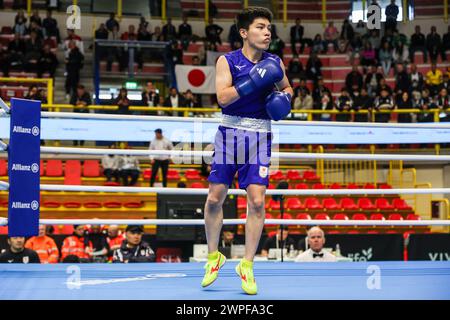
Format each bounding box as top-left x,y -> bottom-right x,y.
8,98 -> 41,237
326,234 -> 404,261
407,234 -> 450,261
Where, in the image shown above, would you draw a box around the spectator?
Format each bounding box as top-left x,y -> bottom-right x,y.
28,20 -> 43,39
162,18 -> 177,42
339,19 -> 354,53
64,29 -> 84,57
294,78 -> 310,97
183,89 -> 201,109
179,15 -> 193,50
8,33 -> 26,69
228,19 -> 242,51
28,9 -> 41,27
287,54 -> 306,80
436,88 -> 450,121
141,81 -> 160,108
114,88 -> 131,114
101,144 -> 121,183
295,227 -> 336,262
261,226 -> 296,257
137,23 -> 152,41
396,91 -> 413,123
354,20 -> 366,37
409,25 -> 427,63
365,65 -> 384,97
367,29 -> 381,52
345,64 -> 363,93
65,40 -> 84,98
394,63 -> 411,94
267,29 -> 285,59
61,225 -> 93,262
13,12 -> 27,36
70,84 -> 91,146
311,34 -> 325,54
42,10 -> 60,43
0,237 -> 40,263
323,21 -> 339,53
306,52 -> 322,83
439,73 -> 450,92
24,30 -> 42,72
205,18 -> 223,46
139,16 -> 149,30
153,26 -> 163,41
336,88 -> 353,122
118,153 -> 140,186
417,88 -> 435,122
290,18 -> 305,55
112,225 -> 155,263
314,91 -> 334,121
38,44 -> 58,78
169,40 -> 183,65
374,88 -> 394,122
292,87 -> 313,120
0,46 -> 9,77
392,42 -> 409,65
409,63 -> 424,93
164,87 -> 185,116
25,224 -> 59,264
426,63 -> 443,96
149,128 -> 173,187
106,25 -> 121,71
353,87 -> 372,122
14,9 -> 27,25
25,85 -> 45,101
85,224 -> 109,263
106,225 -> 124,255
106,12 -> 120,32
121,25 -> 137,41
191,56 -> 201,66
442,25 -> 450,61
376,78 -> 393,96
379,41 -> 393,76
385,0 -> 399,32
426,26 -> 441,63
312,77 -> 332,103
360,41 -> 377,69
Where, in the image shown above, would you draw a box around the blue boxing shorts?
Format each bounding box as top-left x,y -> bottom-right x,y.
208,125 -> 272,190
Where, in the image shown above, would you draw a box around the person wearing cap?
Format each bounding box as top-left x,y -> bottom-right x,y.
295,226 -> 337,262
61,224 -> 93,262
260,226 -> 297,257
148,128 -> 174,188
112,225 -> 155,263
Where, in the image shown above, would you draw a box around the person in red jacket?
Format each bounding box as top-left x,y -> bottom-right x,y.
25,224 -> 59,264
61,224 -> 93,262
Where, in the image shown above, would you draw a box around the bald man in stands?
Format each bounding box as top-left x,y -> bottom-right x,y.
295,226 -> 337,262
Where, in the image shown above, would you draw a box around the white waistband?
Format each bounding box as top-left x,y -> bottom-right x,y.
221,115 -> 272,132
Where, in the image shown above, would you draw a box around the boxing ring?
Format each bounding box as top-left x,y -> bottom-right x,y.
1,98 -> 450,300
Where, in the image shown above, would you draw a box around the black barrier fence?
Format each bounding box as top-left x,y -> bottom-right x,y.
408,234 -> 450,261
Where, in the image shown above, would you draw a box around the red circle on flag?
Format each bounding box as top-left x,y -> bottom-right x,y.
187,69 -> 206,87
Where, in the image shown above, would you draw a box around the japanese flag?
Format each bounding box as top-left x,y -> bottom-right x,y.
175,65 -> 216,94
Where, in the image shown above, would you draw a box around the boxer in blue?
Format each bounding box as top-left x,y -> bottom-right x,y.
201,7 -> 293,295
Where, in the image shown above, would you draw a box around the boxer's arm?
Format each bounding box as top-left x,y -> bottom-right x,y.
275,60 -> 294,97
216,55 -> 240,108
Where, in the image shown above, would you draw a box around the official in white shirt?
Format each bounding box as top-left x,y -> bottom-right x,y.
149,128 -> 174,187
295,226 -> 337,262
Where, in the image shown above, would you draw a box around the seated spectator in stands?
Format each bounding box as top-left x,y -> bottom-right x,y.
439,73 -> 450,93
312,77 -> 331,103
267,29 -> 285,59
118,153 -> 140,186
153,26 -> 163,42
0,46 -> 10,77
228,18 -> 243,51
191,56 -> 201,66
24,30 -> 42,72
65,40 -> 84,98
376,77 -> 393,96
306,52 -> 322,83
95,23 -> 109,40
8,33 -> 26,70
339,19 -> 354,53
28,20 -> 43,39
43,10 -> 60,43
179,15 -> 193,50
323,21 -> 339,53
38,44 -> 58,78
364,65 -> 384,97
314,91 -> 334,121
292,87 -> 313,120
442,25 -> 450,61
353,87 -> 372,122
29,9 -> 42,27
436,88 -> 450,121
114,88 -> 131,114
354,20 -> 366,37
13,12 -> 27,36
409,25 -> 426,63
396,91 -> 413,123
311,34 -> 324,54
392,29 -> 408,49
64,29 -> 84,58
0,236 -> 40,263
426,26 -> 441,63
61,225 -> 93,262
162,18 -> 177,42
367,28 -> 381,52
392,42 -> 409,66
205,18 -> 223,46
409,63 -> 424,94
106,12 -> 120,32
261,226 -> 296,257
137,23 -> 152,41
295,226 -> 336,262
345,64 -> 363,93
25,85 -> 43,101
287,54 -> 306,81
25,224 -> 59,264
164,87 -> 185,116
360,41 -> 377,69
106,225 -> 124,256
426,63 -> 443,96
336,88 -> 353,122
121,25 -> 137,41
141,81 -> 160,108
102,145 -> 121,183
86,224 -> 109,263
294,78 -> 310,96
112,225 -> 155,263
183,89 -> 201,109
14,9 -> 27,25
417,88 -> 435,122
169,40 -> 183,65
394,63 -> 411,94
374,88 -> 394,122
378,42 -> 392,76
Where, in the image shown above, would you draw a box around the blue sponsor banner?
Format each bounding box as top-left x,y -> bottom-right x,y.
8,98 -> 41,237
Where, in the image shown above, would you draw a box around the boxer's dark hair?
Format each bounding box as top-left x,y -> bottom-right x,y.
236,7 -> 273,32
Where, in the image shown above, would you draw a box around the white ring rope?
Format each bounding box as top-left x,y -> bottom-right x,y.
40,146 -> 450,162
38,111 -> 450,129
0,218 -> 449,227
0,181 -> 9,190
0,140 -> 7,151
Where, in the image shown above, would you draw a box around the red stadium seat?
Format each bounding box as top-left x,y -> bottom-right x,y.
314,213 -> 330,220
386,230 -> 398,234
375,198 -> 395,210
406,214 -> 421,220
347,230 -> 360,234
392,198 -> 412,210
185,169 -> 201,180
287,170 -> 301,180
304,197 -> 323,210
296,213 -> 312,220
63,201 -> 82,208
363,183 -> 376,189
312,183 -> 325,189
237,197 -> 247,210
83,202 -> 102,209
280,213 -> 293,219
340,198 -> 358,210
284,198 -> 304,210
40,160 -> 45,176
0,226 -> 8,234
64,160 -> 82,185
103,202 -> 122,208
266,199 -> 281,210
302,170 -> 319,180
104,181 -> 120,186
0,199 -> 9,207
167,169 -> 180,180
268,184 -> 276,189
370,213 -> 385,220
367,230 -> 380,234
346,183 -> 359,189
0,159 -> 7,176
269,170 -> 285,181
46,160 -> 63,176
42,201 -> 61,208
329,183 -> 342,189
123,201 -> 143,208
190,182 -> 205,188
357,198 -> 376,210
352,213 -> 367,220
322,198 -> 341,210
83,160 -> 100,177
379,183 -> 392,189
388,213 -> 404,220
294,183 -> 309,189
332,213 -> 349,220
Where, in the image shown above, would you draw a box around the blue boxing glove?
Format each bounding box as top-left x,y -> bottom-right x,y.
265,91 -> 292,121
235,57 -> 284,97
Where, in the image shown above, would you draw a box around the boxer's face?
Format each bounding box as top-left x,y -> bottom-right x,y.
240,17 -> 271,51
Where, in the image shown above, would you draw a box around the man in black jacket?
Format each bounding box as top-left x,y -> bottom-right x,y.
205,18 -> 223,46
112,225 -> 155,263
0,237 -> 40,263
65,40 -> 84,97
442,25 -> 450,61
179,15 -> 193,50
409,25 -> 426,63
426,26 -> 441,63
290,18 -> 310,55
